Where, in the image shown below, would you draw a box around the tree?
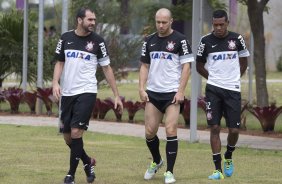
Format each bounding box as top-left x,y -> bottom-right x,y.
69,0 -> 142,84
140,1 -> 190,35
0,10 -> 28,88
141,0 -> 225,36
0,10 -> 55,89
239,0 -> 269,107
119,0 -> 130,34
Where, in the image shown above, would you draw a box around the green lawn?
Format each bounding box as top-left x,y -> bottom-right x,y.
0,125 -> 281,184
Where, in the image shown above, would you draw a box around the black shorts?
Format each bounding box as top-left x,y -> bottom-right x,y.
205,84 -> 241,128
60,93 -> 96,133
146,90 -> 183,114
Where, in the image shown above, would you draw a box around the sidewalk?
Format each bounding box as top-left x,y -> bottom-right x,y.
0,115 -> 281,150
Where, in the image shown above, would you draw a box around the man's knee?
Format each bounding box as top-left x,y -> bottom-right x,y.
145,126 -> 157,139
64,133 -> 72,145
71,128 -> 84,139
210,125 -> 220,135
165,122 -> 177,137
229,128 -> 239,134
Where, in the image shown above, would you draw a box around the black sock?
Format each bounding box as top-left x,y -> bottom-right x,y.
213,153 -> 222,172
81,149 -> 90,165
166,136 -> 178,173
67,143 -> 90,165
224,145 -> 235,159
68,138 -> 83,176
146,136 -> 161,164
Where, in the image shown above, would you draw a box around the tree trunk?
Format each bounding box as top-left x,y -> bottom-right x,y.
0,78 -> 3,90
171,0 -> 185,34
120,0 -> 129,35
247,0 -> 269,107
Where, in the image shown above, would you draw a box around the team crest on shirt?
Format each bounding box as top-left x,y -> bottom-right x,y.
166,41 -> 176,51
85,41 -> 94,51
228,40 -> 236,50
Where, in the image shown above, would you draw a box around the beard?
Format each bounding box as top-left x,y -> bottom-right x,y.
82,23 -> 94,33
214,30 -> 227,38
158,28 -> 170,36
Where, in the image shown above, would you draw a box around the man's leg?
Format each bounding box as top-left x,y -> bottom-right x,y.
223,127 -> 239,177
144,102 -> 163,180
225,128 -> 239,159
164,104 -> 179,174
205,84 -> 224,180
163,105 -> 179,184
67,128 -> 84,178
210,125 -> 222,172
64,134 -> 92,166
208,125 -> 224,180
223,90 -> 241,177
71,93 -> 97,183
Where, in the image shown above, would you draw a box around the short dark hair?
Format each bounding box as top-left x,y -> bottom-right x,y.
76,7 -> 94,21
212,10 -> 228,21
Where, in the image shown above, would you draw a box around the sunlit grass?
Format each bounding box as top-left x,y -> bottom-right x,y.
0,125 -> 281,184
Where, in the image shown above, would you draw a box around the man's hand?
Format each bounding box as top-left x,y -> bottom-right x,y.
52,82 -> 61,101
52,61 -> 64,101
172,91 -> 184,104
114,96 -> 123,114
139,89 -> 149,102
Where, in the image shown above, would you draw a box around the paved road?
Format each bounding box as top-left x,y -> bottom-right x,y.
0,115 -> 281,150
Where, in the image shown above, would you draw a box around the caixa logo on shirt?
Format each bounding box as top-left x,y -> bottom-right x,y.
150,52 -> 173,60
212,53 -> 237,61
66,51 -> 91,60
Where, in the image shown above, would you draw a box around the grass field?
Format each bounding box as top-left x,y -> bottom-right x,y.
0,125 -> 281,184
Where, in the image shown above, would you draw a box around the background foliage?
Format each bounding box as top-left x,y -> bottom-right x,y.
0,9 -> 55,88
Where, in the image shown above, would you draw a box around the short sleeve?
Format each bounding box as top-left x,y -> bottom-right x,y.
54,35 -> 65,62
196,38 -> 207,63
97,39 -> 110,66
140,37 -> 150,64
237,34 -> 250,58
179,38 -> 194,64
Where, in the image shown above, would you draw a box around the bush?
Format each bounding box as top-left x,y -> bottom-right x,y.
276,55 -> 282,72
247,104 -> 282,132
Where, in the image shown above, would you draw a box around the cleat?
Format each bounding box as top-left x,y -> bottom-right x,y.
64,175 -> 75,184
208,170 -> 224,180
164,171 -> 176,184
84,158 -> 96,183
144,159 -> 163,180
224,159 -> 234,177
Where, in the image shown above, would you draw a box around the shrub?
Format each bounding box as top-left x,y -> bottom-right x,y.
2,87 -> 23,113
22,91 -> 37,113
124,100 -> 145,122
247,104 -> 282,132
37,87 -> 54,115
276,55 -> 282,72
